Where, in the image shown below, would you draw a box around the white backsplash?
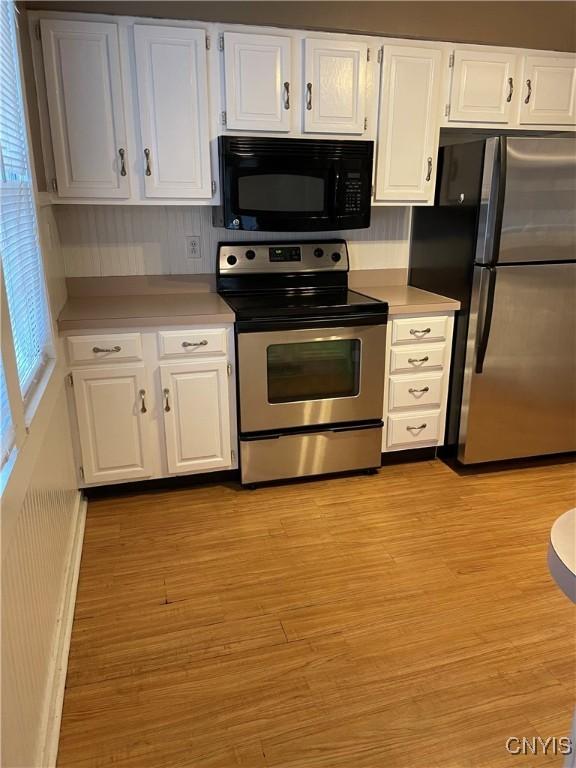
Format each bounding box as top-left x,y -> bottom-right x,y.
54,205 -> 412,277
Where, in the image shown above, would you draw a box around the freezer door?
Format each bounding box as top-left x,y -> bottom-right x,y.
459,262 -> 576,463
499,137 -> 576,264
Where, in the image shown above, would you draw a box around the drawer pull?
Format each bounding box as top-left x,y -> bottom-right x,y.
408,386 -> 430,394
407,423 -> 427,432
182,340 -> 208,348
163,388 -> 171,413
409,327 -> 431,337
139,389 -> 147,414
408,356 -> 429,364
92,345 -> 121,353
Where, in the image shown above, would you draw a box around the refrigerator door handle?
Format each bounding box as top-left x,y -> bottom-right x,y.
476,137 -> 507,266
475,267 -> 497,374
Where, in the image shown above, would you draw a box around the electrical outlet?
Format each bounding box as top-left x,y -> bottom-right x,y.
185,236 -> 201,260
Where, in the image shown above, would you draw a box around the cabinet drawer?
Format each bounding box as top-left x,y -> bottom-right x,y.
387,411 -> 441,448
391,316 -> 448,344
389,374 -> 443,411
158,328 -> 227,358
68,333 -> 142,365
390,345 -> 445,373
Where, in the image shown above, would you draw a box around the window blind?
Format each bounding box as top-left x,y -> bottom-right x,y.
0,2 -> 51,399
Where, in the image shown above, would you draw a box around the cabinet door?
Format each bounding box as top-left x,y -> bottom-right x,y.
449,50 -> 517,123
223,32 -> 291,132
134,24 -> 212,198
375,46 -> 442,203
519,56 -> 576,125
73,366 -> 153,484
304,38 -> 367,134
40,19 -> 130,198
160,361 -> 231,474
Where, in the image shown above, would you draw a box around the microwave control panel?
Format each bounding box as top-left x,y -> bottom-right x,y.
343,172 -> 364,213
217,241 -> 349,274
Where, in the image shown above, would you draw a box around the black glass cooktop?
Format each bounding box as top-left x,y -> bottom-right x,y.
221,289 -> 388,322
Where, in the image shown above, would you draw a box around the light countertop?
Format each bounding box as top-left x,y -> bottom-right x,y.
353,285 -> 461,315
57,275 -> 460,332
58,293 -> 235,332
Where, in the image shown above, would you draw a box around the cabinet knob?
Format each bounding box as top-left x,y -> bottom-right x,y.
426,157 -> 433,182
139,389 -> 147,414
408,356 -> 429,364
525,78 -> 532,104
407,424 -> 427,432
182,340 -> 208,348
163,388 -> 171,413
408,387 -> 430,394
144,147 -> 151,176
409,327 -> 431,337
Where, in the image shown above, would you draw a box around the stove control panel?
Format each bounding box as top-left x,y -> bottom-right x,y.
218,241 -> 349,274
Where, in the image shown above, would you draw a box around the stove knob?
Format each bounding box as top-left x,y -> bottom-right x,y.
331,252 -> 342,263
314,247 -> 324,258
226,255 -> 237,266
245,249 -> 256,260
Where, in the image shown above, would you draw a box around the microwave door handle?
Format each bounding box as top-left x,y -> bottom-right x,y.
332,170 -> 340,213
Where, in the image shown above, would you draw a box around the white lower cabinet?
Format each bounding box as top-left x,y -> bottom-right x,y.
68,326 -> 236,486
383,313 -> 454,452
160,360 -> 231,474
72,365 -> 154,484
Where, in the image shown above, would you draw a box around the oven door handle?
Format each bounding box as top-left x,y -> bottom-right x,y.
242,421 -> 384,441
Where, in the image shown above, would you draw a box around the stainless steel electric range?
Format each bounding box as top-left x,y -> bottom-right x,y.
217,240 -> 388,486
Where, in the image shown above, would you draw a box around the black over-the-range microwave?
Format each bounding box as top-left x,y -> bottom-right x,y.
213,136 -> 374,232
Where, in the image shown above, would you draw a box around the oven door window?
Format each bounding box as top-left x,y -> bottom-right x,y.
267,340 -> 360,404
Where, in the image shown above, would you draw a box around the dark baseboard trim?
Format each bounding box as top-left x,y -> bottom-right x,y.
380,447 -> 437,465
84,469 -> 240,500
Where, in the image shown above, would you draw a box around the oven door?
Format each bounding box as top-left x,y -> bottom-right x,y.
237,324 -> 387,433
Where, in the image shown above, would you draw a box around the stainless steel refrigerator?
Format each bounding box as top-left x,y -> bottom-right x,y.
410,136 -> 576,464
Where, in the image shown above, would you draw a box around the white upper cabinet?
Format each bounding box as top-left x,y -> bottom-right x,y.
303,38 -> 368,134
73,365 -> 154,484
40,18 -> 130,198
448,49 -> 518,123
223,31 -> 292,132
518,55 -> 576,125
160,360 -> 232,475
375,45 -> 442,204
134,24 -> 212,198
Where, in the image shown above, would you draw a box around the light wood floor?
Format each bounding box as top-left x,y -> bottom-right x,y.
58,459 -> 576,768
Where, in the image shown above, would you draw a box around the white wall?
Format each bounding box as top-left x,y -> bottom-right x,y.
1,204 -> 83,768
54,204 -> 412,276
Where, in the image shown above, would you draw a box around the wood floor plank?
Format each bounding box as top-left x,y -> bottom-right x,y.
57,459 -> 576,767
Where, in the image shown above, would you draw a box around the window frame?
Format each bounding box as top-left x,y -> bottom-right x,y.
1,2 -> 57,484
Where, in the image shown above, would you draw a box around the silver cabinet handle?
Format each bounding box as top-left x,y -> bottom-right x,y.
182,340 -> 208,348
283,81 -> 290,110
426,157 -> 433,182
525,79 -> 532,104
118,148 -> 126,177
163,388 -> 171,413
507,77 -> 514,103
144,147 -> 151,176
407,424 -> 427,432
139,389 -> 147,414
408,386 -> 430,394
408,356 -> 429,364
409,327 -> 431,337
92,345 -> 121,353
306,82 -> 312,111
